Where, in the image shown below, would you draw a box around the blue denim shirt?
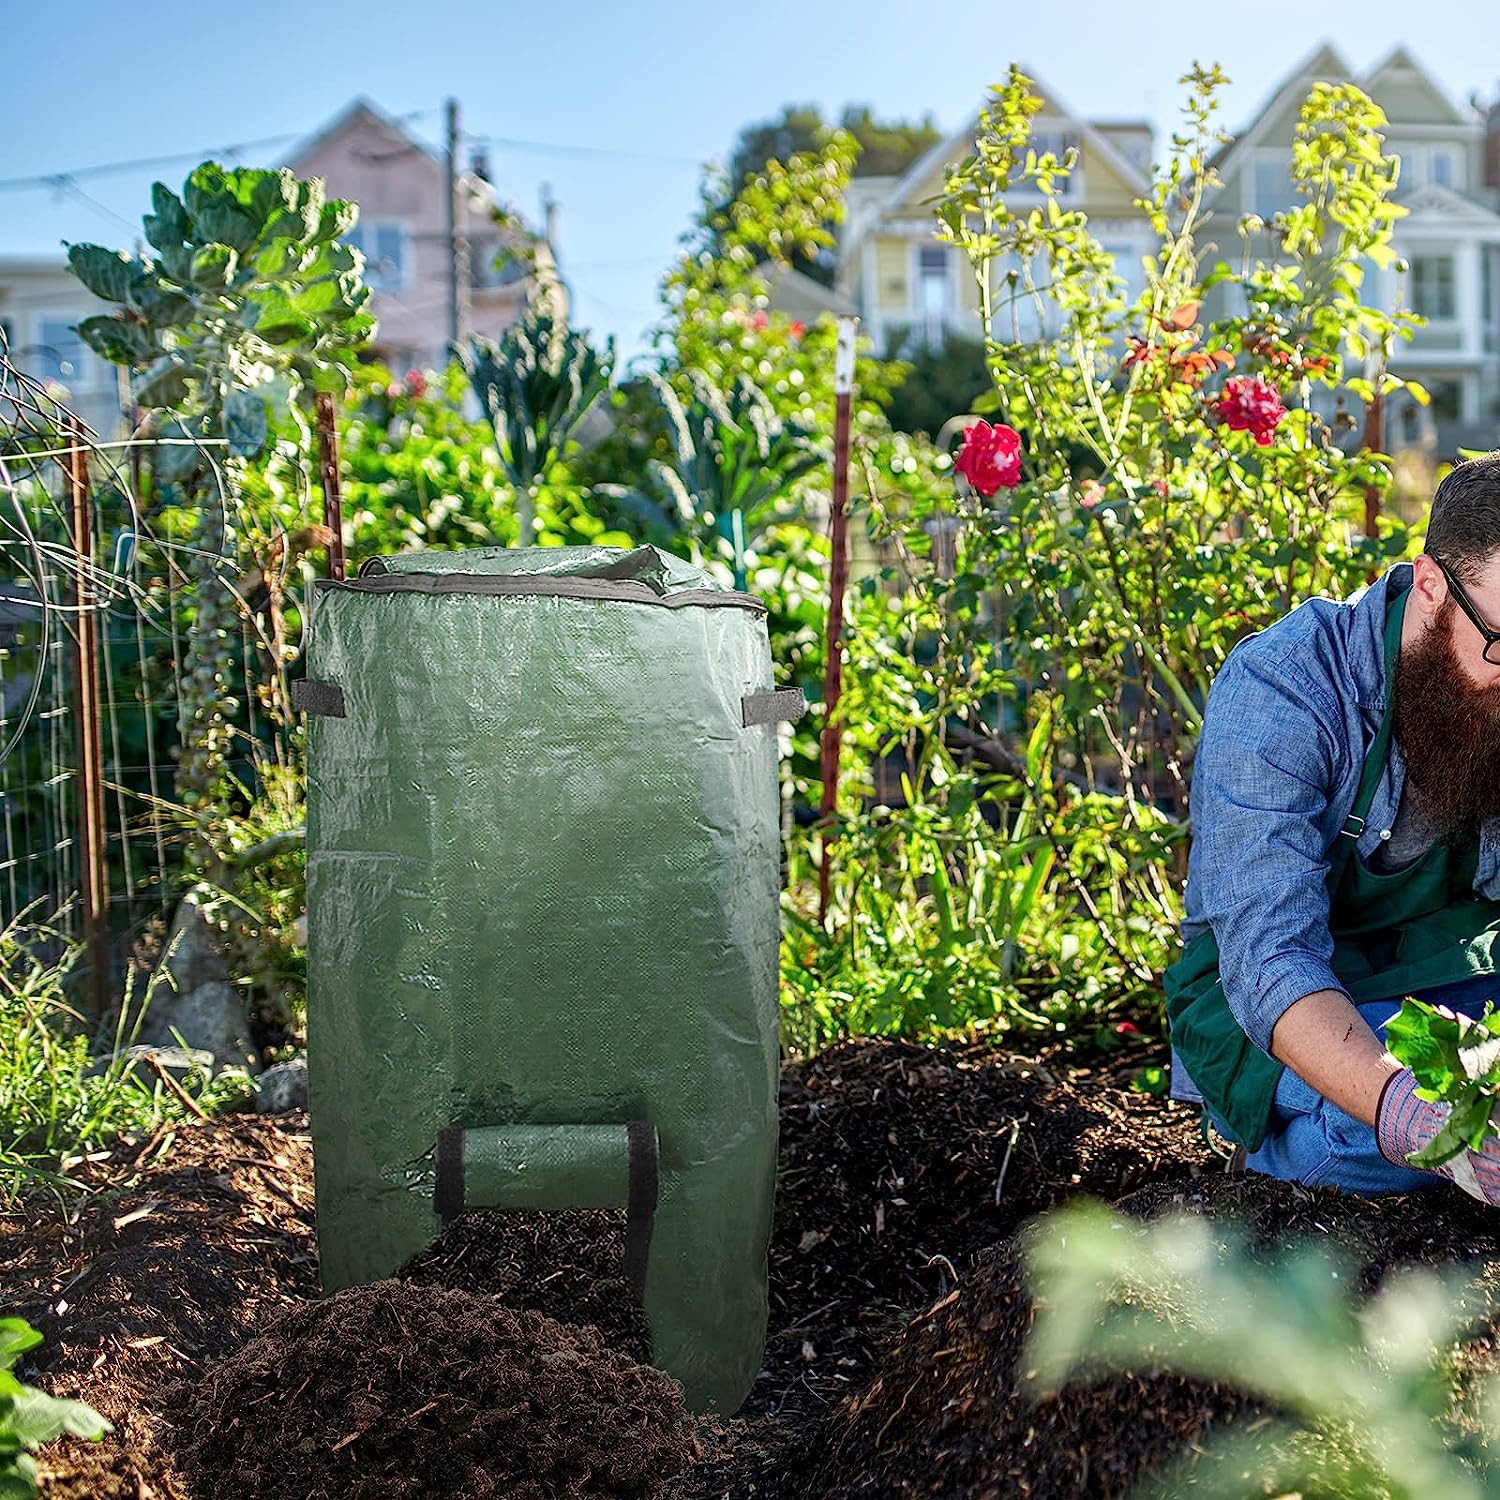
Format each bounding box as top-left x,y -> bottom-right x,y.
1169,561 -> 1500,1103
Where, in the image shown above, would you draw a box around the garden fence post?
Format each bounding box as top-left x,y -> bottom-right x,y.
65,415 -> 110,1023
315,393 -> 347,581
818,315 -> 858,927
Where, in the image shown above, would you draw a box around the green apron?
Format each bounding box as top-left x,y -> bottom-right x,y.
1164,582 -> 1500,1150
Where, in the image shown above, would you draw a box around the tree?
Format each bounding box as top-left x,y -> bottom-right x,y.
715,104 -> 942,286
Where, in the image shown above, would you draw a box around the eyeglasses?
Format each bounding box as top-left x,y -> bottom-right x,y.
1434,556 -> 1500,665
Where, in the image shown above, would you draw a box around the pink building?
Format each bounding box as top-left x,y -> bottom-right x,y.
285,98 -> 563,373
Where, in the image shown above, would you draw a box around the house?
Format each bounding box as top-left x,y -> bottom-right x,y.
284,99 -> 563,374
0,257 -> 122,438
1197,43 -> 1500,455
829,69 -> 1158,360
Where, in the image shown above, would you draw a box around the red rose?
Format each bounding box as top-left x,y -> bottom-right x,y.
1115,1021 -> 1141,1035
789,319 -> 805,339
953,420 -> 1022,496
1214,375 -> 1286,447
405,368 -> 428,398
749,310 -> 769,331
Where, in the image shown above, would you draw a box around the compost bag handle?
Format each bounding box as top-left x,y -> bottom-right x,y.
433,1120 -> 659,1303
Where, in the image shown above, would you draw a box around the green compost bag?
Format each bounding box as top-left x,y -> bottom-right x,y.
294,543 -> 806,1416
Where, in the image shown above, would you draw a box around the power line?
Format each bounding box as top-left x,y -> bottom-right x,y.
468,133 -> 704,168
0,109 -> 440,194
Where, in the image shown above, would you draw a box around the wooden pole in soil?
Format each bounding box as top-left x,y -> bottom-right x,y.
1362,386 -> 1384,585
315,393 -> 346,581
818,316 -> 858,928
65,416 -> 110,1024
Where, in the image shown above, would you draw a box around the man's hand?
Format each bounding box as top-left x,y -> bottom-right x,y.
1377,1064 -> 1500,1205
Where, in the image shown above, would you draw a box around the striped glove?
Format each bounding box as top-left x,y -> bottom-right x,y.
1376,1066 -> 1500,1204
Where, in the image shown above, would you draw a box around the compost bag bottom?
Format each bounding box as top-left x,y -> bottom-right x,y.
399,1207 -> 653,1365
170,1279 -> 698,1500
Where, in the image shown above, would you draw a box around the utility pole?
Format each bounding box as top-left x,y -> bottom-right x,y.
445,98 -> 470,353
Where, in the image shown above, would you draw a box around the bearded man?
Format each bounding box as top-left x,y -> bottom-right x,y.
1165,452 -> 1500,1201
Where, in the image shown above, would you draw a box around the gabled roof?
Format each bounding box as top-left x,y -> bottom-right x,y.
1393,181 -> 1500,230
1204,41 -> 1480,192
1362,44 -> 1473,127
1204,41 -> 1356,182
287,98 -> 446,174
851,62 -> 1153,251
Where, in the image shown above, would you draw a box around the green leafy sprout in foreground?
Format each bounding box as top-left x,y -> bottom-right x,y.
1024,1199 -> 1500,1499
0,1317 -> 110,1498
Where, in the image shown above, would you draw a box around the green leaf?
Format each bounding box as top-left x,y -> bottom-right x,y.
1405,379 -> 1431,407
65,245 -> 136,303
0,1453 -> 38,1500
1384,999 -> 1464,1098
189,244 -> 238,288
0,1387 -> 111,1448
0,1324 -> 40,1375
313,199 -> 359,244
153,416 -> 204,484
224,390 -> 268,458
194,204 -> 258,255
248,168 -> 299,226
126,273 -> 193,328
74,315 -> 156,367
144,183 -> 189,252
252,238 -> 305,281
132,358 -> 195,409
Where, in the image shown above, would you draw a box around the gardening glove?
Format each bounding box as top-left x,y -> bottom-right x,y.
1377,1004 -> 1500,1204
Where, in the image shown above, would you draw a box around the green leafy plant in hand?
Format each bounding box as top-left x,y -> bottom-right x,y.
1384,997 -> 1500,1168
0,1317 -> 110,1497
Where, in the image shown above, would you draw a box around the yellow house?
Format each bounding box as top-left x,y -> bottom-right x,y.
1198,43 -> 1500,454
833,67 -> 1157,359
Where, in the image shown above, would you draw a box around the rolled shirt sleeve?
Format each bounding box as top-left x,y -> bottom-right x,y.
1184,641 -> 1356,1056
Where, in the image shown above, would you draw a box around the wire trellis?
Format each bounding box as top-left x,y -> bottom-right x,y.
0,329 -> 315,1002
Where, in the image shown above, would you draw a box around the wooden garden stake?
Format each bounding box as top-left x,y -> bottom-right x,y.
315,393 -> 346,581
818,316 -> 858,927
65,417 -> 110,1022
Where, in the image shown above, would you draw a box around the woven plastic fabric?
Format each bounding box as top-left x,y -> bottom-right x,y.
302,543 -> 791,1415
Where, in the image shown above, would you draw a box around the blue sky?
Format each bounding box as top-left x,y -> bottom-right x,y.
4,0 -> 1499,367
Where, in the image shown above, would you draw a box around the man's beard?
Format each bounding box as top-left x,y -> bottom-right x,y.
1392,595 -> 1500,839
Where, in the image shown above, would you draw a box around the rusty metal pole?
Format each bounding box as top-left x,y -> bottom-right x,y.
65,416 -> 110,1023
315,393 -> 346,581
818,316 -> 858,927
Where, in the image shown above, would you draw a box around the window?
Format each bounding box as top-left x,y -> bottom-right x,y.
1102,242 -> 1144,306
1410,255 -> 1456,319
1252,155 -> 1295,218
36,317 -> 93,389
916,244 -> 952,347
347,220 -> 408,292
1430,148 -> 1458,189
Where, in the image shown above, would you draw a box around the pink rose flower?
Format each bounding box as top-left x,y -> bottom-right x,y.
1214,375 -> 1287,446
953,420 -> 1022,496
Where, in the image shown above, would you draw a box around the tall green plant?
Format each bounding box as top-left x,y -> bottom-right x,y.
645,369 -> 823,589
459,310 -> 613,545
67,161 -> 372,875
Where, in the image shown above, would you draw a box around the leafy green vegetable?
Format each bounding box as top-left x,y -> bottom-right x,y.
0,1317 -> 110,1497
1385,997 -> 1500,1168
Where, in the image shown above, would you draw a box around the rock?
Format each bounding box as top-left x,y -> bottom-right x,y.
255,1057 -> 308,1114
135,887 -> 258,1073
85,1043 -> 216,1081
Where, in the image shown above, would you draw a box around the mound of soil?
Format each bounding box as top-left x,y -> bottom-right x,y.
10,1033 -> 1500,1499
400,1208 -> 652,1365
746,1174 -> 1500,1500
0,1112 -> 317,1499
171,1278 -> 698,1500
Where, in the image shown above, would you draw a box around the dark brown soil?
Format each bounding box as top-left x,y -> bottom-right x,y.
6,1034 -> 1500,1499
399,1209 -> 653,1365
171,1278 -> 697,1500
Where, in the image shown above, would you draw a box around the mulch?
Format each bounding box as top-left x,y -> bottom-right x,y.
7,1034 -> 1500,1499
